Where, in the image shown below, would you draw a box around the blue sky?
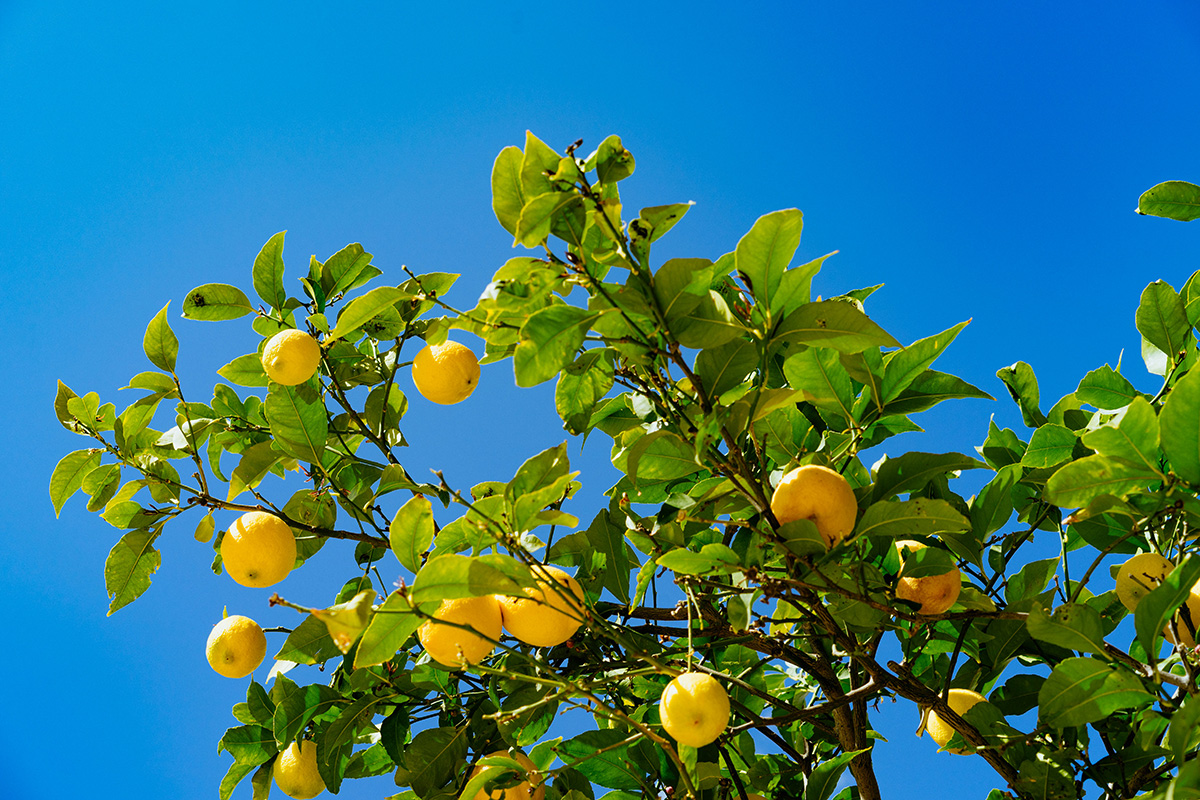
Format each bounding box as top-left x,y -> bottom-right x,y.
5,2 -> 1200,798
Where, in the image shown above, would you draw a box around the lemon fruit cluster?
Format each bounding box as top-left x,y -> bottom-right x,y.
659,671 -> 731,747
205,614 -> 267,678
1114,552 -> 1200,647
470,751 -> 545,800
221,511 -> 297,588
419,595 -> 504,668
769,464 -> 858,548
412,340 -> 480,404
895,539 -> 962,615
497,566 -> 586,647
274,739 -> 327,799
262,329 -> 321,386
924,688 -> 986,754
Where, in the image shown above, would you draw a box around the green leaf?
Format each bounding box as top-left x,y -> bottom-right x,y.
1038,657 -> 1153,728
404,726 -> 469,799
49,449 -> 101,517
271,682 -> 340,748
274,614 -> 341,665
625,431 -> 699,486
1021,424 -> 1077,468
1136,280 -> 1190,359
264,383 -> 327,464
1160,367 -> 1200,484
592,134 -> 635,183
734,208 -> 803,315
583,510 -> 632,604
1026,603 -> 1109,656
252,231 -> 287,311
656,543 -> 742,576
1043,454 -> 1158,509
856,498 -> 970,540
515,191 -> 584,248
513,305 -> 597,387
870,452 -> 987,502
218,762 -> 255,800
881,369 -> 993,416
218,354 -> 269,387
635,202 -> 692,243
1081,396 -> 1162,477
1169,694 -> 1200,767
881,321 -> 969,404
227,440 -> 283,502
354,591 -> 426,668
1137,180 -> 1200,222
219,724 -> 278,766
557,729 -> 642,790
409,554 -> 526,604
1135,555 -> 1200,656
142,302 -> 178,372
323,242 -> 375,299
783,347 -> 854,423
555,351 -> 614,434
183,282 -> 254,321
104,528 -> 160,615
1006,558 -> 1059,604
491,145 -> 525,236
804,748 -> 869,800
996,361 -> 1047,428
328,286 -> 410,342
1076,365 -> 1139,410
390,495 -> 435,573
772,300 -> 900,353
695,338 -> 757,398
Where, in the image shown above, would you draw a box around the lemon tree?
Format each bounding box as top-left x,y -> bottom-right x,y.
49,136 -> 1200,800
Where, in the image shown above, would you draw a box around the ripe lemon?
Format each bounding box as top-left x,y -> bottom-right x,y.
412,340 -> 480,404
1115,552 -> 1174,612
220,511 -> 297,588
659,672 -> 730,747
262,329 -> 322,386
470,750 -> 545,800
925,688 -> 985,754
273,739 -> 326,799
418,595 -> 503,668
895,539 -> 962,615
205,614 -> 267,679
770,464 -> 858,548
498,566 -> 586,647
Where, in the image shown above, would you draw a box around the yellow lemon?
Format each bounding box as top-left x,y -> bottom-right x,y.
412,340 -> 480,404
925,688 -> 985,754
220,511 -> 297,588
1165,589 -> 1200,648
1115,552 -> 1174,612
498,566 -> 587,647
262,329 -> 321,386
769,464 -> 858,548
659,672 -> 730,747
205,614 -> 267,679
470,750 -> 545,800
418,595 -> 503,668
895,539 -> 962,615
273,740 -> 326,799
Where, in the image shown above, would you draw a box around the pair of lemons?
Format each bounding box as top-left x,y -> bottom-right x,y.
418,566 -> 587,668
262,328 -> 480,405
771,464 -> 962,615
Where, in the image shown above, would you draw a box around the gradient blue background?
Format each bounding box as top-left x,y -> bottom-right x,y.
5,2 -> 1200,798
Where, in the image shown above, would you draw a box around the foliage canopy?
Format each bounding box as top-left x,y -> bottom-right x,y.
52,138 -> 1200,800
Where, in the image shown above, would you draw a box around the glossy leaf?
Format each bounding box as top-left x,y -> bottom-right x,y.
217,354 -> 269,387
1026,603 -> 1108,656
1076,364 -> 1138,410
328,286 -> 410,342
996,361 -> 1047,428
264,383 -> 327,464
252,231 -> 287,311
354,591 -> 427,668
1038,657 -> 1152,728
142,302 -> 178,372
104,528 -> 160,615
1081,396 -> 1162,478
182,283 -> 254,321
390,494 -> 435,573
1137,180 -> 1200,222
49,448 -> 101,516
735,208 -> 803,315
773,300 -> 900,353
856,498 -> 970,540
1136,280 -> 1190,359
881,321 -> 969,404
1043,454 -> 1158,509
1160,367 -> 1200,484
513,305 -> 597,387
491,145 -> 525,236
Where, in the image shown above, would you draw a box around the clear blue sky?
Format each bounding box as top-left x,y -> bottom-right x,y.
4,2 -> 1200,798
